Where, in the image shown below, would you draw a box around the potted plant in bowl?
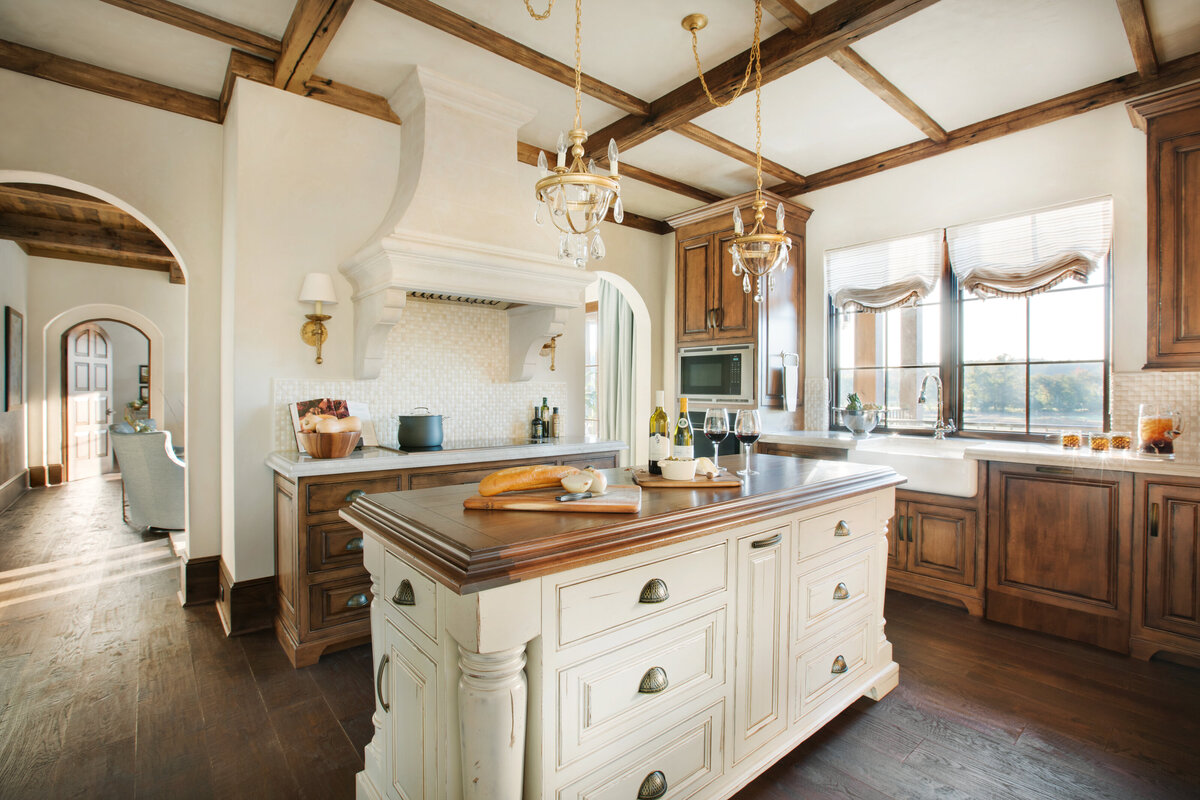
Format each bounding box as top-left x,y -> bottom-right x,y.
835,393 -> 884,439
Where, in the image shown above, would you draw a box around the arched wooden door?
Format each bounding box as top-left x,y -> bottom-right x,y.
65,323 -> 114,480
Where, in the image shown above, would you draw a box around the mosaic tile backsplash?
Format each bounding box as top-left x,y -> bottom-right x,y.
273,299 -> 567,451
1111,371 -> 1200,458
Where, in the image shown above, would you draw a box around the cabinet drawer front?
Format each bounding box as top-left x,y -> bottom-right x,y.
562,454 -> 617,470
559,700 -> 725,800
796,499 -> 877,562
384,551 -> 439,643
794,547 -> 874,642
558,609 -> 726,768
557,543 -> 728,648
306,522 -> 367,573
305,475 -> 400,515
308,577 -> 373,632
793,617 -> 870,722
407,458 -> 545,490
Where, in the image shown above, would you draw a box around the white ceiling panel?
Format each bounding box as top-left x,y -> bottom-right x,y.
319,0 -> 626,147
692,57 -> 927,176
622,130 -> 758,198
0,0 -> 233,97
1146,0 -> 1200,62
177,0 -> 295,40
850,0 -> 1137,132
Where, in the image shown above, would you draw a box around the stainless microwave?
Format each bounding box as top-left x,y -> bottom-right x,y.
678,344 -> 755,405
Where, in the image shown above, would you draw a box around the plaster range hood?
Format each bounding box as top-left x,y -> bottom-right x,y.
340,66 -> 594,381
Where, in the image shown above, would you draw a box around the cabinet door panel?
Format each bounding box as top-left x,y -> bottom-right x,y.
714,231 -> 757,342
1145,483 -> 1200,639
677,236 -> 714,343
885,505 -> 904,572
734,528 -> 788,762
907,502 -> 976,587
386,619 -> 438,800
1154,132 -> 1200,361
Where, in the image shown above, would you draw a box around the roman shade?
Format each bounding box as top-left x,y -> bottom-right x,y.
947,197 -> 1113,299
825,230 -> 944,313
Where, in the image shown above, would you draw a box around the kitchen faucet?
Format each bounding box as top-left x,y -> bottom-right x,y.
918,374 -> 956,440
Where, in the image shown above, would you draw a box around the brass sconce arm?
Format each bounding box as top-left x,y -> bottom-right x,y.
540,334 -> 563,371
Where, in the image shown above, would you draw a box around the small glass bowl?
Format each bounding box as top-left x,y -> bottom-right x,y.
1060,431 -> 1083,449
1110,431 -> 1132,452
1088,432 -> 1111,452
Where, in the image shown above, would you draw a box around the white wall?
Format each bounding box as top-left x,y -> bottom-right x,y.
797,104 -> 1148,397
0,241 -> 28,506
0,70 -> 224,558
94,321 -> 149,418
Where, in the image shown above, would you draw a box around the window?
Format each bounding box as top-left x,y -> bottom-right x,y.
829,198 -> 1112,438
583,301 -> 599,437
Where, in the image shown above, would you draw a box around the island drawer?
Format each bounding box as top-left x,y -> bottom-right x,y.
795,498 -> 878,563
307,576 -> 373,632
305,521 -> 367,574
556,543 -> 728,648
383,551 -> 439,643
305,474 -> 402,516
793,545 -> 875,642
792,615 -> 871,722
558,699 -> 725,800
556,608 -> 726,768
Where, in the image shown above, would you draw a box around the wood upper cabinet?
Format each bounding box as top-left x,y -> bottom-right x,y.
1129,84 -> 1200,369
1131,477 -> 1200,661
675,229 -> 755,345
986,463 -> 1133,653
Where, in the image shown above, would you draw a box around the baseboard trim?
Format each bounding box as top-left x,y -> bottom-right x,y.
178,554 -> 220,607
0,470 -> 28,512
216,558 -> 275,636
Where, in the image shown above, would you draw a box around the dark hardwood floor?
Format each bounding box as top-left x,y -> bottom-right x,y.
1,476 -> 1198,799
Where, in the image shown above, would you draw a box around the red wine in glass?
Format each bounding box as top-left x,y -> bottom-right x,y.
703,408 -> 729,474
735,432 -> 760,445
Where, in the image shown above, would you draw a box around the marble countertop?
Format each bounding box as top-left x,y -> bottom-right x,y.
267,437 -> 626,479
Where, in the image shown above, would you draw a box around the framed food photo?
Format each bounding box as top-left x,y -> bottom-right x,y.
4,307 -> 22,412
138,364 -> 149,384
139,384 -> 150,402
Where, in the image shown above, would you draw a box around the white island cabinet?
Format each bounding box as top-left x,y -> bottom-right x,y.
341,455 -> 902,800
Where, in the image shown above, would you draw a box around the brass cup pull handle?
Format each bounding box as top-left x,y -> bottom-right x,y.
345,593 -> 369,609
751,532 -> 782,548
376,654 -> 390,713
638,667 -> 669,694
832,582 -> 850,600
831,654 -> 848,674
637,770 -> 668,799
896,515 -> 905,542
638,578 -> 669,604
345,537 -> 364,552
345,489 -> 367,503
834,520 -> 850,537
1150,502 -> 1160,538
393,579 -> 415,606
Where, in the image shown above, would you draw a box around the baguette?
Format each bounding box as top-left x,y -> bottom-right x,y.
478,464 -> 580,496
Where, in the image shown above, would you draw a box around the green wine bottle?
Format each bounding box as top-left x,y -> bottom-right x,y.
648,391 -> 670,474
673,397 -> 694,460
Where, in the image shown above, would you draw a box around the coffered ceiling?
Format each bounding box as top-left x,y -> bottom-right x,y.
2,0 -> 1200,229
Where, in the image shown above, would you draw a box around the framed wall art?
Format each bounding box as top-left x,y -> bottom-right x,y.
4,307 -> 22,412
138,364 -> 149,384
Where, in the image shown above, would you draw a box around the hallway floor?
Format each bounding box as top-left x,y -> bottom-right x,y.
1,477 -> 1198,799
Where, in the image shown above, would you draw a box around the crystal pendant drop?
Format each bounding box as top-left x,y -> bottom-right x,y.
613,195 -> 624,223
537,150 -> 549,178
742,275 -> 751,294
768,273 -> 776,292
557,234 -> 570,260
590,232 -> 606,261
732,206 -> 743,236
731,248 -> 743,276
534,203 -> 543,226
754,277 -> 764,304
587,158 -> 598,175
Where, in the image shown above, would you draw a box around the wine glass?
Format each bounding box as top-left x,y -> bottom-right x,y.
735,409 -> 761,477
703,408 -> 729,474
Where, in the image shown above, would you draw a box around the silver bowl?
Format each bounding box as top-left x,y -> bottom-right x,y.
836,408 -> 882,439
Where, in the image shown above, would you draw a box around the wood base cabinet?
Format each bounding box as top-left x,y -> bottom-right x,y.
1132,477 -> 1200,662
986,462 -> 1133,653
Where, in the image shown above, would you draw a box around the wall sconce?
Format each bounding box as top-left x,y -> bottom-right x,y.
539,334 -> 562,371
299,272 -> 337,364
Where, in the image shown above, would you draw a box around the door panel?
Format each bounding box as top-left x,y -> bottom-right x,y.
1144,483 -> 1200,639
66,324 -> 114,479
714,231 -> 756,342
677,235 -> 714,343
734,527 -> 788,762
907,502 -> 976,586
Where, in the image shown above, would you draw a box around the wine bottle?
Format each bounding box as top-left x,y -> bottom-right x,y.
673,397 -> 694,460
531,404 -> 544,441
648,391 -> 670,474
541,397 -> 550,431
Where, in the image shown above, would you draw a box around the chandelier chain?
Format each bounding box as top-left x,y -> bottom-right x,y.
523,0 -> 554,21
752,0 -> 763,203
689,11 -> 757,109
573,0 -> 582,130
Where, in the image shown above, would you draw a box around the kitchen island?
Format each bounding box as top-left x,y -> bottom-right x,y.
341,454 -> 903,800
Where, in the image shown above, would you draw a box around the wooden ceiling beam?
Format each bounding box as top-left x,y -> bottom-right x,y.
372,0 -> 650,117
674,123 -> 807,186
610,210 -> 672,236
275,0 -> 355,92
827,47 -> 947,142
761,0 -> 813,32
1115,0 -> 1159,78
515,142 -> 722,205
0,185 -> 117,217
98,0 -> 281,60
0,39 -> 220,123
780,49 -> 1200,195
23,244 -> 182,281
0,213 -> 174,259
588,0 -> 941,157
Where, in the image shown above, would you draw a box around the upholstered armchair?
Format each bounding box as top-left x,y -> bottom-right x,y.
109,425 -> 186,531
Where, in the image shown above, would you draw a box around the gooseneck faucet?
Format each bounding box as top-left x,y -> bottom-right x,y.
918,374 -> 956,440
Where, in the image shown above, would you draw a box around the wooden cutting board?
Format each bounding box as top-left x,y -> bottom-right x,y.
463,485 -> 642,513
632,469 -> 743,488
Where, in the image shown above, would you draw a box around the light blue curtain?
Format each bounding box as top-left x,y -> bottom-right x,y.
598,280 -> 635,465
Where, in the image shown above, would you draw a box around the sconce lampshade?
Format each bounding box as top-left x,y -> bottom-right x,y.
299,272 -> 338,305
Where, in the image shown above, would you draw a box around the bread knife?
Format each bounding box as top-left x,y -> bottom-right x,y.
556,492 -> 593,502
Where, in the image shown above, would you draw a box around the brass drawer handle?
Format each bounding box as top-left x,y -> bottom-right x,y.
637,770 -> 667,799
345,489 -> 367,503
345,537 -> 363,552
638,578 -> 669,604
834,520 -> 850,537
376,654 -> 390,713
1035,466 -> 1074,476
393,579 -> 415,606
896,515 -> 905,542
1150,502 -> 1160,538
751,532 -> 782,548
638,667 -> 669,694
346,592 -> 369,609
832,582 -> 850,600
831,654 -> 848,674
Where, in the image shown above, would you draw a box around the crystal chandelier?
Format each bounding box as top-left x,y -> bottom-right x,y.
529,0 -> 623,268
685,0 -> 791,302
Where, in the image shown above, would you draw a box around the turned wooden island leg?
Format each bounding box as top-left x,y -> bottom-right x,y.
458,645 -> 528,799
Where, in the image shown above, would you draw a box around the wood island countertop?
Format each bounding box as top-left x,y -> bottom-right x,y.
340,454 -> 902,594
